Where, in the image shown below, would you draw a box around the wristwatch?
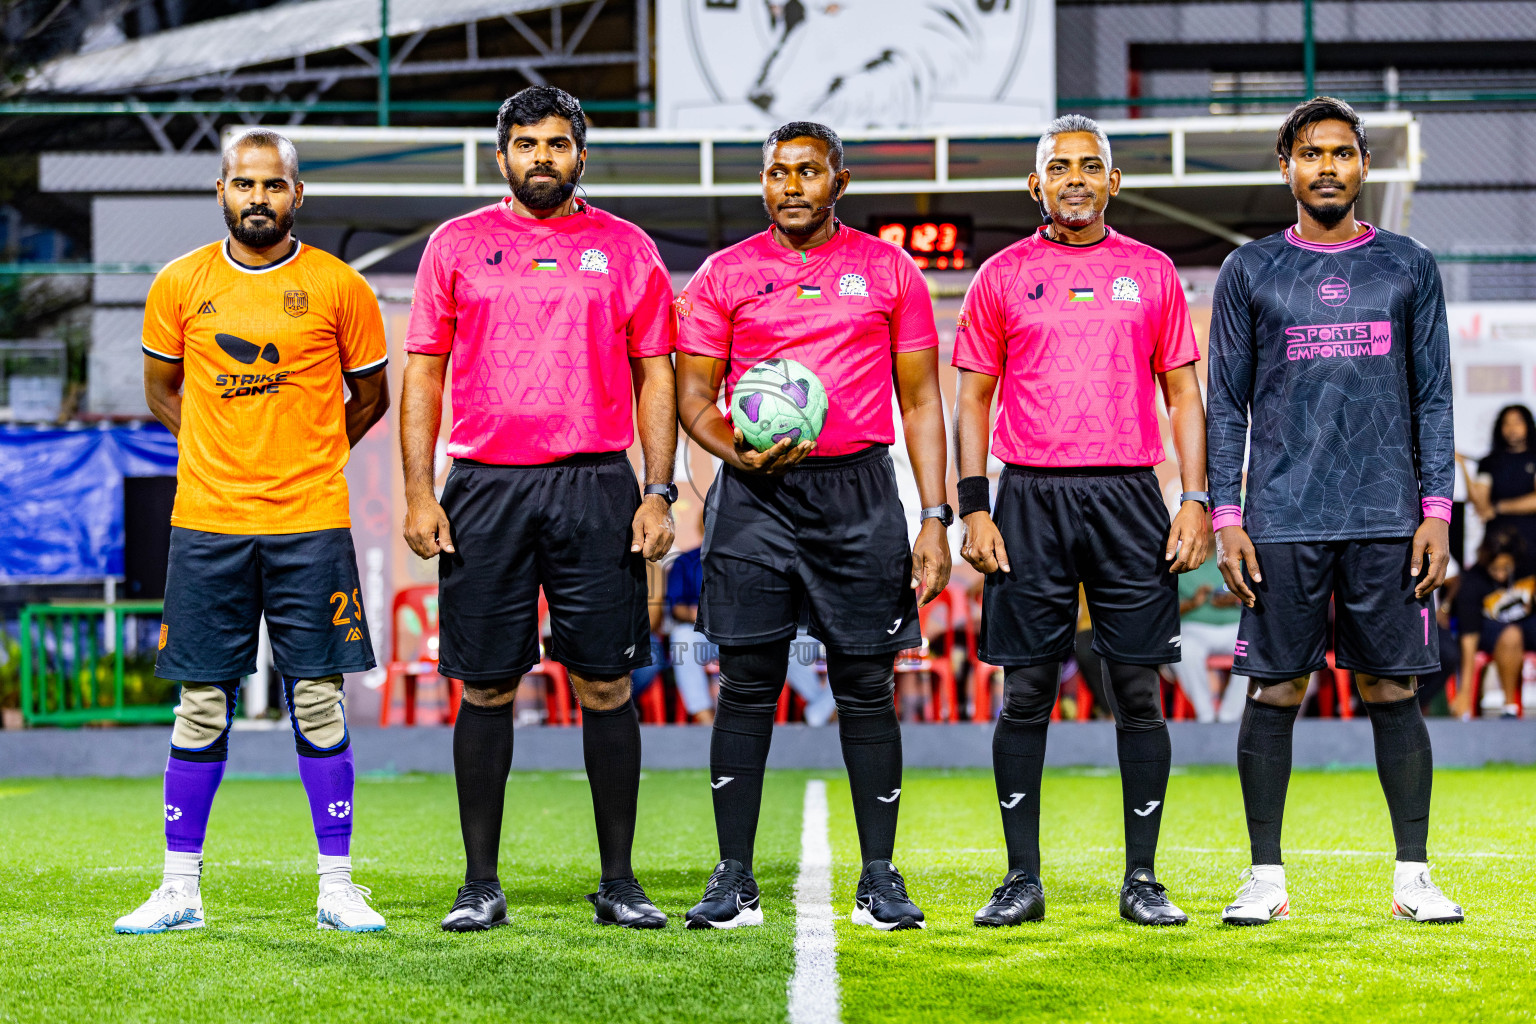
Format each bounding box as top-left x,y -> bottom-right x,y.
644,483 -> 678,505
920,504 -> 955,528
1180,490 -> 1210,510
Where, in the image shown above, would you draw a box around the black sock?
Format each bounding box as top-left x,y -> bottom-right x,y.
582,699 -> 641,882
992,717 -> 1048,877
710,642 -> 791,873
709,701 -> 775,871
453,699 -> 513,885
827,650 -> 903,865
1237,697 -> 1301,864
1098,660 -> 1170,880
838,709 -> 903,864
1117,725 -> 1171,879
1363,693 -> 1433,862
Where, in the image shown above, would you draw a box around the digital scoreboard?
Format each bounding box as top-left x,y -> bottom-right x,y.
869,215 -> 974,270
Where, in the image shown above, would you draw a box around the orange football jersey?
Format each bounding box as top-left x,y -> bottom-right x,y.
142,239 -> 387,534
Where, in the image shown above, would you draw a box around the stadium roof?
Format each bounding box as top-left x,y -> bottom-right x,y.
20,0 -> 564,95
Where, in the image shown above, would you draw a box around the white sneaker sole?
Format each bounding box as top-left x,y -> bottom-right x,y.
114,915 -> 204,934
688,906 -> 764,930
317,913 -> 386,933
851,906 -> 926,931
1222,900 -> 1290,926
1392,900 -> 1463,923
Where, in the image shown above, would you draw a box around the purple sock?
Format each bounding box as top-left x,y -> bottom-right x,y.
298,748 -> 355,857
164,757 -> 225,853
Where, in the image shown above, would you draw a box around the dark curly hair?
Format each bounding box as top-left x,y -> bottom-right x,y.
1276,96 -> 1368,164
497,86 -> 586,155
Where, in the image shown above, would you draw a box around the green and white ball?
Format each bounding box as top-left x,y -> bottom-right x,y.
729,358 -> 829,453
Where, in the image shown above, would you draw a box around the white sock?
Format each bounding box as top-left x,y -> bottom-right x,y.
1251,863 -> 1285,886
318,854 -> 353,894
1394,860 -> 1429,888
163,850 -> 202,893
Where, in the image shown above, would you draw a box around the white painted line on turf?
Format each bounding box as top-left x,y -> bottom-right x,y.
1090,845 -> 1522,860
789,778 -> 840,1024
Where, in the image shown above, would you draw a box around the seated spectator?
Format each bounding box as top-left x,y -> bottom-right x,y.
1453,530 -> 1533,720
666,512 -> 717,724
1171,550 -> 1249,723
630,559 -> 668,701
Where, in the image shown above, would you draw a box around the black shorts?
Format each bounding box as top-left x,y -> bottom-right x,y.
1233,539 -> 1438,679
978,465 -> 1181,667
156,527 -> 375,682
699,444 -> 920,655
437,453 -> 650,681
1473,616 -> 1536,655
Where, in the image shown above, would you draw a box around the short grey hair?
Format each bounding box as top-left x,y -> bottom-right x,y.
221,128 -> 299,179
1035,114 -> 1112,178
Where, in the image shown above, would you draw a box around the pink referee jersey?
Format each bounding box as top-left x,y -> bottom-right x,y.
676,225 -> 938,457
952,226 -> 1199,467
406,199 -> 675,465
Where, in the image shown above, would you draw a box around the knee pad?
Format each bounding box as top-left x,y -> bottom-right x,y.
717,641 -> 792,713
284,674 -> 350,757
1102,661 -> 1164,732
1000,664 -> 1059,726
826,650 -> 895,718
170,682 -> 239,761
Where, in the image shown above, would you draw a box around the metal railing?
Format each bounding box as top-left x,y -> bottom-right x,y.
264,111 -> 1420,199
19,602 -> 174,726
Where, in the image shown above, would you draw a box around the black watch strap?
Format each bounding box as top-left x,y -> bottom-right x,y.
644,483 -> 678,505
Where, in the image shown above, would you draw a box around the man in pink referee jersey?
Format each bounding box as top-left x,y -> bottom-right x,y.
400,87 -> 678,931
675,122 -> 951,932
954,115 -> 1211,928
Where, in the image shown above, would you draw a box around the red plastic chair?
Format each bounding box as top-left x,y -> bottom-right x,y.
1447,651 -> 1529,718
1312,651 -> 1355,719
380,585 -> 462,727
534,589 -> 577,726
964,588 -> 999,721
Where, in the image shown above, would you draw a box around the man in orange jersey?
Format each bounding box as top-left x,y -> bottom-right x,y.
114,128 -> 390,936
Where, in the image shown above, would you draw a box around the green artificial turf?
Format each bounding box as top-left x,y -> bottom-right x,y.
829,767 -> 1536,1024
0,772 -> 802,1024
2,767 -> 1532,1024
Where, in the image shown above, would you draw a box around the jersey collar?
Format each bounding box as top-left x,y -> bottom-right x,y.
221,237 -> 301,274
1284,222 -> 1376,252
1033,224 -> 1115,251
497,197 -> 594,230
761,220 -> 849,265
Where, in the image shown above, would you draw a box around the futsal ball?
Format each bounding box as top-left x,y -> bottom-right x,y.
729,358 -> 829,452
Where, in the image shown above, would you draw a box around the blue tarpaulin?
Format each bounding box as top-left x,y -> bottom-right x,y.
0,424 -> 177,581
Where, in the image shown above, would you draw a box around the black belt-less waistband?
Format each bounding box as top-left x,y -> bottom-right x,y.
1004,463 -> 1154,478
455,451 -> 627,470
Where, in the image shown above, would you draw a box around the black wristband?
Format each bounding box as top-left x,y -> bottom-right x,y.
957,476 -> 991,519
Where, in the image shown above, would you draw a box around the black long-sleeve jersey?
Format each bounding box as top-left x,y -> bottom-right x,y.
1206,224 -> 1454,543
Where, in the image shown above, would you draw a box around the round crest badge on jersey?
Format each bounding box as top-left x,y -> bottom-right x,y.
580,249 -> 610,275
1317,277 -> 1350,306
839,273 -> 869,297
1111,276 -> 1141,303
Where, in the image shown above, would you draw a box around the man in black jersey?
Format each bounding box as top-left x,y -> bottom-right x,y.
1207,97 -> 1462,925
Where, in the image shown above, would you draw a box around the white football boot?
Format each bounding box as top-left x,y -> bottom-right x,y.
114,881 -> 205,934
1221,866 -> 1290,926
1391,864 -> 1463,923
317,881 -> 386,932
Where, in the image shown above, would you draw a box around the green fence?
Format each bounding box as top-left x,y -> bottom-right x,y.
19,602 -> 175,726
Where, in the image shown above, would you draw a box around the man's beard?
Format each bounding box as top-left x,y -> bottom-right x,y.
224,201 -> 294,249
1050,189 -> 1100,228
763,197 -> 832,237
510,163 -> 578,210
1296,179 -> 1357,228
